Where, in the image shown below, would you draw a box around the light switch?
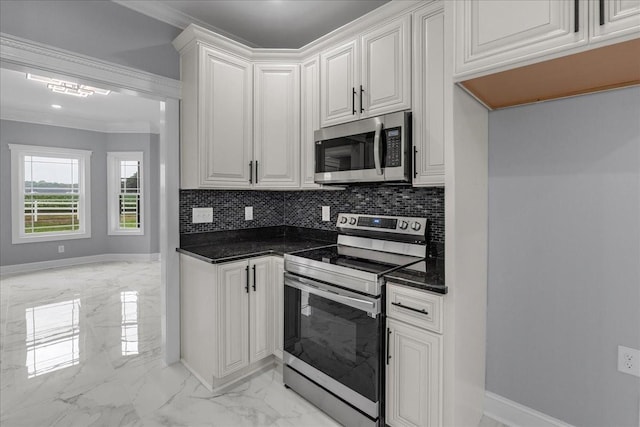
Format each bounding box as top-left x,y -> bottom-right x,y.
192,207 -> 213,223
245,206 -> 253,221
322,206 -> 330,221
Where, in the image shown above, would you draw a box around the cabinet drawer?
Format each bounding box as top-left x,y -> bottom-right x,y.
386,283 -> 443,333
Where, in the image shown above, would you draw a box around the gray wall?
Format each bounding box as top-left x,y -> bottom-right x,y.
0,0 -> 181,79
0,120 -> 160,266
487,87 -> 640,427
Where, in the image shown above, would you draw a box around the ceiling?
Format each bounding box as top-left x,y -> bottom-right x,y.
0,68 -> 162,133
114,0 -> 390,48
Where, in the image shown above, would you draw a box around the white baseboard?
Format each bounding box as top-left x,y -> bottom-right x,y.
484,391 -> 575,427
0,253 -> 160,276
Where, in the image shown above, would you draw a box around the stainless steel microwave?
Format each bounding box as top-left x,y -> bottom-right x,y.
314,111 -> 412,185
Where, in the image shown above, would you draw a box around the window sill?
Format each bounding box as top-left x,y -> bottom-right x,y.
12,231 -> 92,245
108,230 -> 144,236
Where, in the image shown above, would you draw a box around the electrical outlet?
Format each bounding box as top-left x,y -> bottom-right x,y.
192,207 -> 213,223
322,206 -> 330,221
618,345 -> 640,377
57,245 -> 64,253
245,206 -> 253,221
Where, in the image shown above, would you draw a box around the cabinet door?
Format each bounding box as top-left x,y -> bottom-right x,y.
301,56 -> 322,189
589,0 -> 640,43
386,319 -> 442,427
320,39 -> 359,127
412,3 -> 445,187
360,15 -> 411,118
272,257 -> 285,359
200,46 -> 253,188
454,0 -> 588,77
249,257 -> 274,363
253,64 -> 301,188
217,260 -> 250,376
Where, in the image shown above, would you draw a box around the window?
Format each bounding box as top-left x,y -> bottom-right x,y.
9,144 -> 92,244
107,152 -> 143,235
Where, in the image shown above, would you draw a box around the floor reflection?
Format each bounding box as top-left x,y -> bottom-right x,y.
25,298 -> 80,378
121,291 -> 139,356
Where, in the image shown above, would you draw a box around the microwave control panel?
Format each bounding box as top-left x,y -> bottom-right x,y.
385,127 -> 402,167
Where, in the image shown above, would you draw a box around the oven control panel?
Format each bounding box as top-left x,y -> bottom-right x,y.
337,213 -> 428,237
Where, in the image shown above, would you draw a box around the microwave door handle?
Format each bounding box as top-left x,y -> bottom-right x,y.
373,121 -> 383,175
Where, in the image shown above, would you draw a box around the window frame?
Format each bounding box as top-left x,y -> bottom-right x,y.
107,151 -> 144,236
9,144 -> 92,244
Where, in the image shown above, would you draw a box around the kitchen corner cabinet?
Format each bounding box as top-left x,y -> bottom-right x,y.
179,45 -> 301,189
253,64 -> 301,188
181,44 -> 253,189
180,254 -> 275,389
454,0 -> 588,78
412,2 -> 445,187
320,15 -> 411,127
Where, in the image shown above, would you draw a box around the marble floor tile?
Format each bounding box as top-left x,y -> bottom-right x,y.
0,261 -> 506,427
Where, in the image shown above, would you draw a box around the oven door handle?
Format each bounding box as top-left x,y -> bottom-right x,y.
284,275 -> 380,316
373,120 -> 383,176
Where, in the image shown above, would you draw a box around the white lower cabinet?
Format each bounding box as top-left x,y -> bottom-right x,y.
180,254 -> 278,390
386,284 -> 443,427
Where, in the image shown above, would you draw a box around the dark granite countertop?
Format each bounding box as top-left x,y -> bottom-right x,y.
177,226 -> 337,264
384,258 -> 447,294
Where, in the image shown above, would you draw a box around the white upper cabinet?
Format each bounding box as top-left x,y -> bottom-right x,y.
589,0 -> 640,43
361,15 -> 412,118
182,45 -> 253,189
454,0 -> 588,78
412,3 -> 445,187
300,56 -> 322,188
320,39 -> 359,127
253,64 -> 301,189
320,15 -> 411,127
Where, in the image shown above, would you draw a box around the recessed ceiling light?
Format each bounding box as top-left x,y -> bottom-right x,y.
51,104 -> 62,109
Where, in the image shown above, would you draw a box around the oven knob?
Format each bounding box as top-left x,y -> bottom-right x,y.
349,217 -> 357,225
339,217 -> 348,224
399,221 -> 409,230
411,222 -> 421,231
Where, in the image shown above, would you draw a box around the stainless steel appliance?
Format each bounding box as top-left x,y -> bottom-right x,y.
283,213 -> 428,427
314,111 -> 412,185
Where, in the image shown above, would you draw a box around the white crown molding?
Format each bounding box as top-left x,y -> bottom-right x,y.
484,392 -> 576,427
112,0 -> 261,48
171,0 -> 424,61
0,33 -> 181,99
1,108 -> 157,134
0,253 -> 160,276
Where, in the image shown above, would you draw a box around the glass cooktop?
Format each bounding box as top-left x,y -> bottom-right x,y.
288,244 -> 423,277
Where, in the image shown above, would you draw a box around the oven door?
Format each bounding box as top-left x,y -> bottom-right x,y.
283,273 -> 381,418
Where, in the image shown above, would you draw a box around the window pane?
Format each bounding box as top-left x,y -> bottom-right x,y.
118,160 -> 141,230
24,156 -> 81,234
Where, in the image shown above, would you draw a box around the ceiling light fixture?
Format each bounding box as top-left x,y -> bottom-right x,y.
51,104 -> 62,109
26,73 -> 111,97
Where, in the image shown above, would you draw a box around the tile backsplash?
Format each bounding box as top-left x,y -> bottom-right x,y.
180,185 -> 444,243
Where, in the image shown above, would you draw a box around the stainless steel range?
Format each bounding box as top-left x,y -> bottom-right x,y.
283,213 -> 429,427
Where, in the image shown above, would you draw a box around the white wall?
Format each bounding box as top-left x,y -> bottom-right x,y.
487,87 -> 640,427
